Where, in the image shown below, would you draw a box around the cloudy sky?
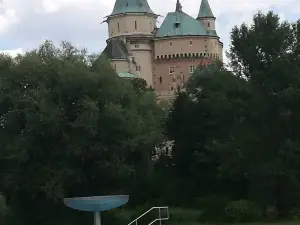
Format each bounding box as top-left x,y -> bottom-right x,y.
0,0 -> 300,56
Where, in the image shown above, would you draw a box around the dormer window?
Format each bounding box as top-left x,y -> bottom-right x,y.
174,21 -> 180,28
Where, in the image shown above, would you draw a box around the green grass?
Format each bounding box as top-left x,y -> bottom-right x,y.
170,222 -> 299,225
243,222 -> 299,225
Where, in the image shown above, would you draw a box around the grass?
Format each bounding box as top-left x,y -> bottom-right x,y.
243,222 -> 300,225
169,222 -> 299,225
170,222 -> 300,225
114,207 -> 299,225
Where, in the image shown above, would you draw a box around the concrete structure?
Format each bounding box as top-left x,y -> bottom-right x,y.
103,0 -> 223,100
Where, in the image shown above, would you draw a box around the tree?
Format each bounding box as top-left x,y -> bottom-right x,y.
165,63 -> 250,205
0,41 -> 163,225
227,11 -> 300,217
165,11 -> 300,218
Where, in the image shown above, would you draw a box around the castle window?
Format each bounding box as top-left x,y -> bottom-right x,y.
169,66 -> 175,74
181,72 -> 185,81
176,54 -> 179,57
136,66 -> 141,71
159,76 -> 162,84
174,22 -> 180,28
168,55 -> 171,59
180,53 -> 183,57
172,54 -> 175,58
200,53 -> 203,57
188,53 -> 191,57
135,44 -> 139,48
118,22 -> 120,32
135,21 -> 137,30
208,22 -> 210,27
189,65 -> 196,74
170,86 -> 174,91
157,56 -> 159,59
190,40 -> 192,45
170,41 -> 172,46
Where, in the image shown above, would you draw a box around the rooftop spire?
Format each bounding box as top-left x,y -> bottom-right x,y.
197,0 -> 215,19
175,0 -> 182,12
110,0 -> 155,16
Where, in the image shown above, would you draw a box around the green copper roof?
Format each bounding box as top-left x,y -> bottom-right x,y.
110,0 -> 155,16
102,39 -> 129,60
197,0 -> 215,18
118,72 -> 137,78
155,11 -> 207,38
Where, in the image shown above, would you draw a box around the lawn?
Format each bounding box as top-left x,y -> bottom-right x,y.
242,222 -> 299,225
183,222 -> 300,225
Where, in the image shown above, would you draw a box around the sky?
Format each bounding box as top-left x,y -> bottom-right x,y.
0,0 -> 300,57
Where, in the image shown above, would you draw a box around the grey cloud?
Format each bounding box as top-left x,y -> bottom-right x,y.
0,0 -> 110,52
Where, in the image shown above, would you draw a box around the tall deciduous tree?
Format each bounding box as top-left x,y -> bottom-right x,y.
166,11 -> 300,217
0,41 -> 163,225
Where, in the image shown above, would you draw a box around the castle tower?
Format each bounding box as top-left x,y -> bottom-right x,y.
197,0 -> 215,31
152,0 -> 223,100
103,0 -> 158,86
196,0 -> 223,61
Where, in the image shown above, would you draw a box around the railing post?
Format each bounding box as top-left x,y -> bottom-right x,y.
159,208 -> 161,225
135,220 -> 137,225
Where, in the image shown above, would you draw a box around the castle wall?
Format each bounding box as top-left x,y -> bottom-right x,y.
131,50 -> 153,86
154,37 -> 221,60
153,58 -> 213,98
198,18 -> 216,30
108,14 -> 157,38
111,60 -> 130,73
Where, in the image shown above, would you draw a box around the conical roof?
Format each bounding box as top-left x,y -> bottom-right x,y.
197,0 -> 215,19
110,0 -> 155,16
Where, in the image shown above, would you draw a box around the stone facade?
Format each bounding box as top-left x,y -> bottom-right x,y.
102,0 -> 223,100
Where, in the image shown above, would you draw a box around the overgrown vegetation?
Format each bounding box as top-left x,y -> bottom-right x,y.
1,11 -> 300,225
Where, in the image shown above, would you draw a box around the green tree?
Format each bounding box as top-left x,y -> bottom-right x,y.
227,11 -> 300,217
0,41 -> 163,225
165,63 -> 250,205
165,11 -> 300,219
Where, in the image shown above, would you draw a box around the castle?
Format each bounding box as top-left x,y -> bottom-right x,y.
102,0 -> 223,100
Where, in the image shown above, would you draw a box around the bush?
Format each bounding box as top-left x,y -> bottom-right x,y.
168,208 -> 201,223
224,199 -> 261,222
197,195 -> 231,222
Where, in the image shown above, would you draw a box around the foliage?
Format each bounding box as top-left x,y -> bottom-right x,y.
0,41 -> 163,225
225,200 -> 260,222
163,10 -> 300,221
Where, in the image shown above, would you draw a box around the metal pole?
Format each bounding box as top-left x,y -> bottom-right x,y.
159,208 -> 161,225
94,212 -> 101,225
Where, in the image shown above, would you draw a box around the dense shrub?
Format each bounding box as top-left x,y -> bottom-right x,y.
168,208 -> 201,223
225,199 -> 261,222
197,195 -> 231,222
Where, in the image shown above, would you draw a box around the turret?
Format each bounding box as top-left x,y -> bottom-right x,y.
103,0 -> 158,87
196,0 -> 215,31
106,0 -> 158,38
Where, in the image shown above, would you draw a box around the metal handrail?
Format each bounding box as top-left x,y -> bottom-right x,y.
127,206 -> 169,225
